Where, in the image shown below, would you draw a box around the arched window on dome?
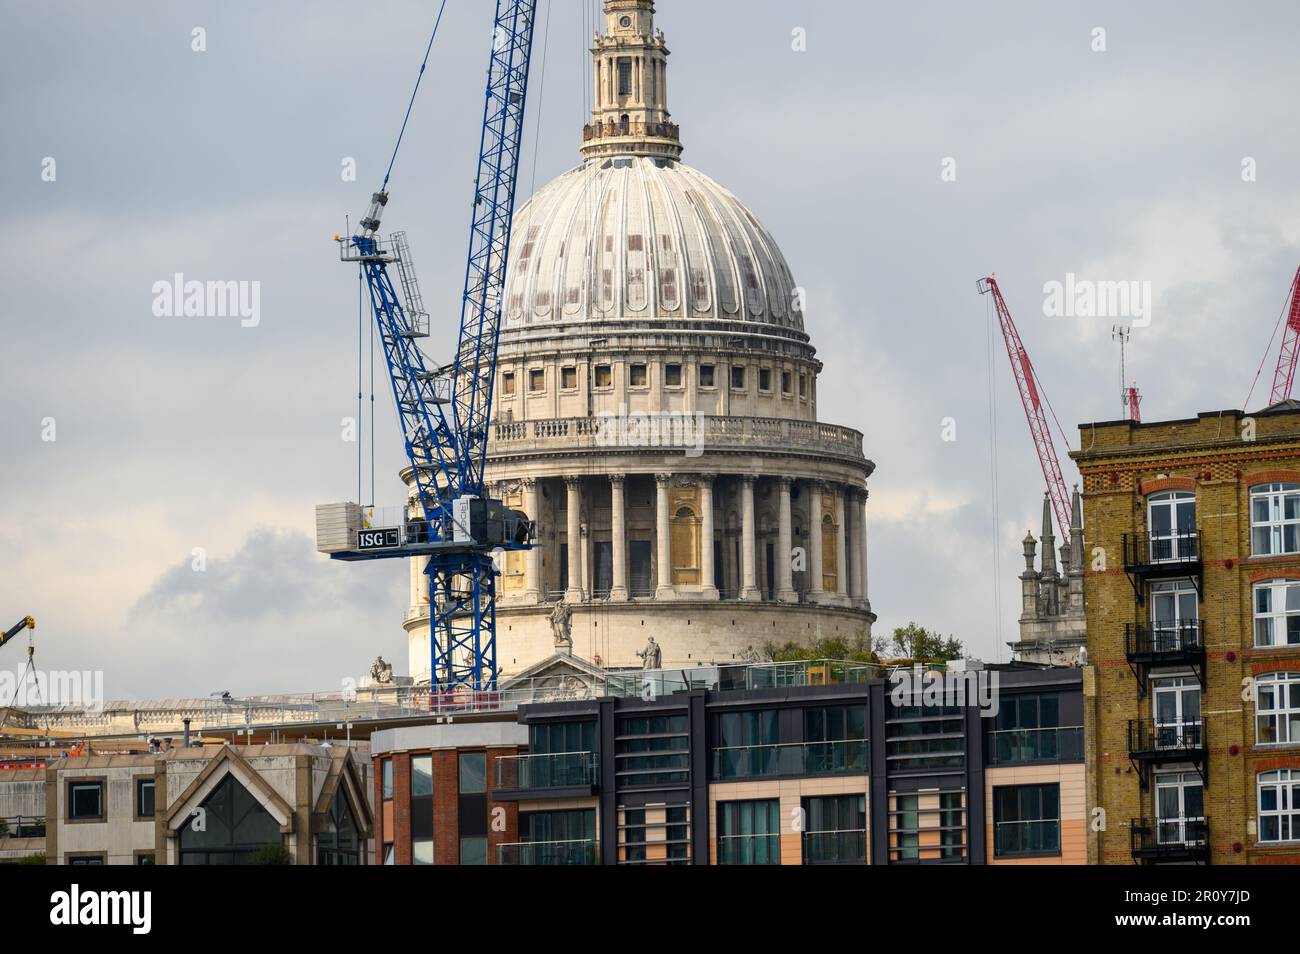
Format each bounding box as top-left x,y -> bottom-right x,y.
671,505 -> 699,586
822,513 -> 839,594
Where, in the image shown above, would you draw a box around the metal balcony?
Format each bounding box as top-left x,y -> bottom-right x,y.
492,751 -> 598,800
1121,531 -> 1202,603
1124,623 -> 1206,698
1130,817 -> 1209,865
1127,720 -> 1207,790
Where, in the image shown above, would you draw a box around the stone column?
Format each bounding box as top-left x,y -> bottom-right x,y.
416,555 -> 430,607
523,478 -> 541,604
835,490 -> 848,602
859,490 -> 871,609
565,476 -> 583,603
409,554 -> 422,613
740,476 -> 760,601
776,477 -> 796,602
609,475 -> 629,601
847,488 -> 862,604
655,473 -> 673,599
807,481 -> 824,601
700,473 -> 719,600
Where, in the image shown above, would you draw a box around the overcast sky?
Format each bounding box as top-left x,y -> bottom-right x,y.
3,0 -> 1299,699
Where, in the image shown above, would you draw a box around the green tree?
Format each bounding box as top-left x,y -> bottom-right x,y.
765,628 -> 881,663
16,852 -> 46,865
887,622 -> 964,662
0,817 -> 9,838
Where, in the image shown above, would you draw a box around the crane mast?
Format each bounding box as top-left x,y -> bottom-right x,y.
978,276 -> 1072,541
319,0 -> 539,692
1268,266 -> 1300,405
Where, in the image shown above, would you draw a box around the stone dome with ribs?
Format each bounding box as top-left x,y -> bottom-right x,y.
503,156 -> 805,333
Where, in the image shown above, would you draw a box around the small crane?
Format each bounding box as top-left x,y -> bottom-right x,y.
317,0 -> 539,692
0,617 -> 38,731
0,616 -> 34,653
978,276 -> 1072,541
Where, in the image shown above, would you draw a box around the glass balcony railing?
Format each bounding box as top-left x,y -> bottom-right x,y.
603,659 -> 883,700
496,839 -> 598,866
493,752 -> 598,792
711,739 -> 869,780
985,726 -> 1084,765
802,829 -> 867,865
717,832 -> 781,865
994,819 -> 1061,857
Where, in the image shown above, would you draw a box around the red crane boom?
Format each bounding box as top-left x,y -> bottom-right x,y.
978,276 -> 1071,540
1268,267 -> 1300,405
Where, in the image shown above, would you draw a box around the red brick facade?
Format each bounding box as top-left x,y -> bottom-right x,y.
372,745 -> 523,865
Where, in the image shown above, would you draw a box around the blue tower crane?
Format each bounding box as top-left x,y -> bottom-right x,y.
318,0 -> 539,693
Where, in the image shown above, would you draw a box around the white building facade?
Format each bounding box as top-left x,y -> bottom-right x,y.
406,0 -> 875,681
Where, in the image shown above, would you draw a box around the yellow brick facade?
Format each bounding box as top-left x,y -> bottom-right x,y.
1073,406 -> 1300,865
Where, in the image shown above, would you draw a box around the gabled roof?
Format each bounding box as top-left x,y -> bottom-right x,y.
311,750 -> 373,837
502,652 -> 612,686
164,744 -> 295,835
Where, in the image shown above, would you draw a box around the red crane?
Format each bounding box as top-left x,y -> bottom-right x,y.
978,276 -> 1071,540
1269,267 -> 1300,405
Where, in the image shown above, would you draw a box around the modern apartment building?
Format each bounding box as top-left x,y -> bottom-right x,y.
1075,403 -> 1300,864
370,659 -> 1085,865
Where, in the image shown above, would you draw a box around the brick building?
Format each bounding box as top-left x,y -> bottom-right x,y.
369,718 -> 527,865
1074,403 -> 1300,864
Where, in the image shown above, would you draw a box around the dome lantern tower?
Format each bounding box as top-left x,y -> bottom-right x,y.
582,1 -> 683,161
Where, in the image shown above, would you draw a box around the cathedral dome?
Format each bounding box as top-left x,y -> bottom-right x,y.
503,157 -> 805,332
405,1 -> 873,686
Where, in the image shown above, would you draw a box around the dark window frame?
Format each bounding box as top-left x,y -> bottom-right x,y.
134,776 -> 156,820
66,778 -> 106,823
458,751 -> 488,795
992,783 -> 1062,859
